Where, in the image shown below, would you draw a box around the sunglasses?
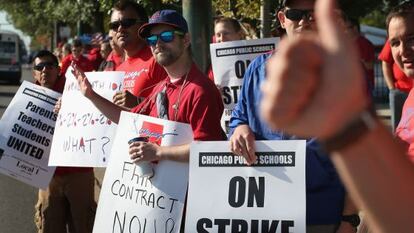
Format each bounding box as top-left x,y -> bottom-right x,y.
33,62 -> 57,71
109,18 -> 142,30
146,30 -> 185,46
285,9 -> 315,21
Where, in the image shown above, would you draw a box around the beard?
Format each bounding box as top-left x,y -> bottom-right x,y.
153,42 -> 185,66
155,51 -> 177,66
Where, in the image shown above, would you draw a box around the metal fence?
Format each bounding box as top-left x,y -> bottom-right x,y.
372,49 -> 389,104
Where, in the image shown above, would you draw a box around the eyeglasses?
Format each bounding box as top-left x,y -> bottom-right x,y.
109,18 -> 142,30
33,62 -> 57,71
146,30 -> 185,46
285,9 -> 315,21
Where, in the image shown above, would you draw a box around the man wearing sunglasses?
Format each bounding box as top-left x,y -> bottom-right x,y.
128,9 -> 225,157
72,10 -> 224,163
32,50 -> 96,233
229,0 -> 358,232
262,0 -> 414,231
110,1 -> 167,108
32,51 -> 64,90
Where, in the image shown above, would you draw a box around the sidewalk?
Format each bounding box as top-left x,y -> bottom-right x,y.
375,103 -> 391,130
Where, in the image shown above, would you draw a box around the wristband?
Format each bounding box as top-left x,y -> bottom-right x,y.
322,109 -> 377,152
341,214 -> 361,228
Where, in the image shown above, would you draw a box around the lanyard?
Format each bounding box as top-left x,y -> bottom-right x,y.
138,72 -> 189,121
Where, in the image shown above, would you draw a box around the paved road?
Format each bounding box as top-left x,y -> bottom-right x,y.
0,68 -> 106,233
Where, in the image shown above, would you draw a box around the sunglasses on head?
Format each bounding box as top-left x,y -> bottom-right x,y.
33,62 -> 57,71
109,18 -> 142,30
285,9 -> 315,21
146,30 -> 185,46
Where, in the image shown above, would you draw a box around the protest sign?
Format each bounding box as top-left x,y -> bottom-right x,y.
93,111 -> 193,233
0,81 -> 60,189
210,38 -> 278,133
186,140 -> 306,233
49,70 -> 124,167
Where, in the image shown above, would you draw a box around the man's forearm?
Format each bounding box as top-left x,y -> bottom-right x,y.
330,122 -> 414,233
89,91 -> 128,124
158,144 -> 190,162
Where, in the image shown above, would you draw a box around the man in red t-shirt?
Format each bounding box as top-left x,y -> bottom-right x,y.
32,50 -> 96,233
72,9 -> 225,160
348,18 -> 375,91
60,39 -> 94,78
88,33 -> 104,71
379,39 -> 413,131
102,26 -> 124,71
109,1 -> 167,109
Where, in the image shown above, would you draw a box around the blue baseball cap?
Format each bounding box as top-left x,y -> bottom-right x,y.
138,10 -> 188,38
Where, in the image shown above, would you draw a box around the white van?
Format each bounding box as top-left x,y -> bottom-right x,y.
0,30 -> 22,84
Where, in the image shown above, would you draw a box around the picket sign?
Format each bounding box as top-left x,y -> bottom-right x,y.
93,111 -> 193,233
49,69 -> 124,167
186,140 -> 306,233
0,81 -> 60,189
210,38 -> 279,134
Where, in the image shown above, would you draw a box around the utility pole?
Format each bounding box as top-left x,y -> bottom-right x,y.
260,0 -> 271,38
182,0 -> 212,73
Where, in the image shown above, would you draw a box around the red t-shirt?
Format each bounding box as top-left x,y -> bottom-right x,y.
116,46 -> 167,97
356,35 -> 375,86
378,40 -> 413,92
87,47 -> 103,71
396,88 -> 414,162
103,51 -> 124,71
207,64 -> 214,82
60,54 -> 95,78
131,63 -> 225,141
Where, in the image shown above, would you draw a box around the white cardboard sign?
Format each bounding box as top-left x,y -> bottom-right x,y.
49,70 -> 124,167
0,81 -> 60,189
93,111 -> 193,233
186,140 -> 306,233
210,38 -> 278,134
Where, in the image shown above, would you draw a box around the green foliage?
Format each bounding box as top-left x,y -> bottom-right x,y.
361,10 -> 387,29
0,0 -> 406,48
339,0 -> 380,19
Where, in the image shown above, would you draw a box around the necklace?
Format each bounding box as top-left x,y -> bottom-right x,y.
172,71 -> 189,121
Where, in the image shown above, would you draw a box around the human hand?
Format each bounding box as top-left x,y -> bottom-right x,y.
113,90 -> 139,108
129,142 -> 161,164
260,0 -> 368,139
53,97 -> 62,114
229,124 -> 256,165
71,62 -> 95,99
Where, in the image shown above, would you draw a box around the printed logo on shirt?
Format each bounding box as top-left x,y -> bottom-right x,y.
123,69 -> 149,92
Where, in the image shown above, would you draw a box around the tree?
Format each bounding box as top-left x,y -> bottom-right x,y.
0,0 -> 406,49
0,0 -> 183,49
0,0 -> 103,49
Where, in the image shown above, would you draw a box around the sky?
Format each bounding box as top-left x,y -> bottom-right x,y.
0,11 -> 31,51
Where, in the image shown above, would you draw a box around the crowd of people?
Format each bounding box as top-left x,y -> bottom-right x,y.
25,0 -> 414,232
